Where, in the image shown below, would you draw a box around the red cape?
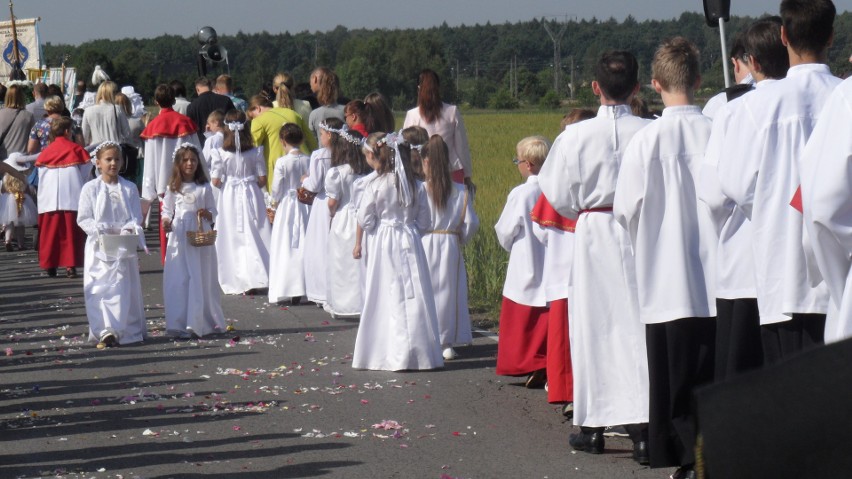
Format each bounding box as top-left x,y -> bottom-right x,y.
530,194 -> 576,232
35,137 -> 90,168
140,108 -> 198,139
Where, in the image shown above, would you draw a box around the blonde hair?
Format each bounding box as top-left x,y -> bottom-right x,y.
3,173 -> 25,193
44,95 -> 65,114
311,67 -> 339,106
516,136 -> 550,169
4,85 -> 25,110
95,80 -> 118,104
273,72 -> 295,109
651,37 -> 701,94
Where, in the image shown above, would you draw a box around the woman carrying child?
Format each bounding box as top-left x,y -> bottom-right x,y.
210,110 -> 271,295
324,126 -> 368,317
162,143 -> 225,338
77,141 -> 146,346
353,131 -> 443,371
268,123 -> 311,305
420,134 -> 479,360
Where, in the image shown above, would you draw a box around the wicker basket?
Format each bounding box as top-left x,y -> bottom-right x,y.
266,207 -> 276,224
186,211 -> 217,247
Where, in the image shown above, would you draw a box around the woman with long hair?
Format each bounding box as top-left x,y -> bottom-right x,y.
307,67 -> 345,139
402,69 -> 473,187
81,81 -> 130,146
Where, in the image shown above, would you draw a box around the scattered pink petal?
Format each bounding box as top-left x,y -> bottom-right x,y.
452,431 -> 461,436
360,399 -> 369,405
371,419 -> 402,430
232,426 -> 241,431
5,348 -> 12,356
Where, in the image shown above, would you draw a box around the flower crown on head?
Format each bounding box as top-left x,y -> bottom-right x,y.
410,143 -> 424,152
92,140 -> 122,158
172,142 -> 201,161
339,129 -> 365,146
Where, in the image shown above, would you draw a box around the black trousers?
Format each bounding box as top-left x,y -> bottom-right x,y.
714,298 -> 762,381
646,317 -> 716,469
760,313 -> 825,366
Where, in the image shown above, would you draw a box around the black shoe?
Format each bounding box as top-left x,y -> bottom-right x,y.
561,402 -> 574,419
65,267 -> 78,279
670,466 -> 696,479
525,369 -> 547,389
46,268 -> 57,277
568,427 -> 604,454
632,440 -> 649,465
291,296 -> 302,306
4,242 -> 12,252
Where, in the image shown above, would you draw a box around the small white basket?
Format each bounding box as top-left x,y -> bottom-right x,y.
98,233 -> 140,258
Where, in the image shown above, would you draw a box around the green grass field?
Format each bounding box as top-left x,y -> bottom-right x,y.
461,111 -> 565,318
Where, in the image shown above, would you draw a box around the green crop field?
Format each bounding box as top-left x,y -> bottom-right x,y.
461,110 -> 566,319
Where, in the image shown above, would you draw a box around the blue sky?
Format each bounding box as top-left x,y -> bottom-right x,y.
17,0 -> 852,45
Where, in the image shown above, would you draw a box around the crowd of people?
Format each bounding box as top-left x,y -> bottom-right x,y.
3,0 -> 852,477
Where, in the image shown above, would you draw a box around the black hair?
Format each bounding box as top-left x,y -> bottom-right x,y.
745,16 -> 789,80
594,51 -> 639,103
780,0 -> 835,55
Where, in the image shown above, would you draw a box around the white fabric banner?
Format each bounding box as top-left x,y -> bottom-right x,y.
0,18 -> 41,81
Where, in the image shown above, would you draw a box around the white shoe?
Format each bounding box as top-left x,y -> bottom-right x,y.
442,347 -> 458,360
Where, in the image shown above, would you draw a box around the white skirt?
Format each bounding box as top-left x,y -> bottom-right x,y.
0,192 -> 37,226
303,195 -> 330,303
325,204 -> 362,316
268,192 -> 309,303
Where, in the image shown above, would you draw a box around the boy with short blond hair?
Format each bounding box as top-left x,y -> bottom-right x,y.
494,136 -> 550,388
613,36 -> 715,479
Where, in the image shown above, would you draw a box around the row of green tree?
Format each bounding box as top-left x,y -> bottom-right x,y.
42,12 -> 852,110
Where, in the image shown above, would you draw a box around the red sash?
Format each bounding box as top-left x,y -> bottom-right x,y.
790,185 -> 803,213
530,194 -> 576,232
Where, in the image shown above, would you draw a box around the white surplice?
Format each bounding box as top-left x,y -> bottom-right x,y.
701,73 -> 754,120
77,177 -> 146,344
614,105 -> 716,324
353,176 -> 443,371
162,182 -> 225,337
494,176 -> 547,307
302,147 -> 331,304
699,83 -> 772,300
802,77 -> 852,342
718,64 -> 838,324
210,146 -> 271,294
422,183 -> 479,348
324,164 -> 364,317
37,162 -> 92,213
539,104 -> 649,427
268,150 -> 311,303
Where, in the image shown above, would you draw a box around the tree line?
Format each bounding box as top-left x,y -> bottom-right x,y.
42,12 -> 852,109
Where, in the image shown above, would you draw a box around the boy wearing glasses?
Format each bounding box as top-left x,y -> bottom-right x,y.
494,136 -> 550,389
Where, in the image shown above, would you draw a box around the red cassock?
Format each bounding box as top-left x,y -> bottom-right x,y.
35,137 -> 90,269
533,194 -> 575,403
140,107 -> 198,263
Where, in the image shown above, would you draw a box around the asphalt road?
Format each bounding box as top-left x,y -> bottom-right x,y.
0,229 -> 674,479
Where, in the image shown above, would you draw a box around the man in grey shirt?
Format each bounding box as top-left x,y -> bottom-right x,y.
26,83 -> 48,120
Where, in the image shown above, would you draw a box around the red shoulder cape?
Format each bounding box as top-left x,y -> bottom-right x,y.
35,137 -> 90,168
530,194 -> 576,232
140,108 -> 198,139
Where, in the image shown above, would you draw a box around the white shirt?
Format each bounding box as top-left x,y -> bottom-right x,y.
141,134 -> 202,202
614,105 -> 716,324
718,63 -> 839,324
494,175 -> 546,306
802,77 -> 852,342
37,162 -> 93,213
403,103 -> 472,177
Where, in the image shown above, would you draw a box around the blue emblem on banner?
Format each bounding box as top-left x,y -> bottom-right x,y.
3,40 -> 28,66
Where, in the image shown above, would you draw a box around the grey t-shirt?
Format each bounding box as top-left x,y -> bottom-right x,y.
0,107 -> 35,157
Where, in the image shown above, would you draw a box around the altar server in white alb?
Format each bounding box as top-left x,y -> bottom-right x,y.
494,136 -> 549,386
267,123 -> 311,305
802,76 -> 852,343
210,110 -> 271,295
324,127 -> 368,318
699,17 -> 788,379
353,132 -> 442,371
613,37 -> 715,479
301,119 -> 340,305
539,50 -> 650,463
717,0 -> 838,364
78,142 -> 146,347
420,134 -> 479,361
701,32 -> 753,120
162,144 -> 225,338
139,84 -> 201,263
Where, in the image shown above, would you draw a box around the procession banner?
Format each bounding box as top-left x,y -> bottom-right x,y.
0,18 -> 41,82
